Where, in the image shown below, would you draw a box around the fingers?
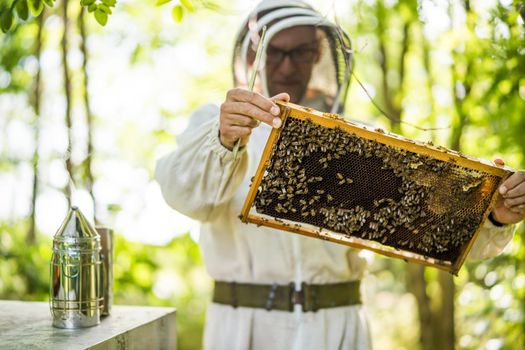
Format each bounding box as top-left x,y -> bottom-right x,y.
227,88 -> 281,118
222,113 -> 261,128
503,186 -> 525,209
500,171 -> 525,196
223,89 -> 282,128
503,181 -> 525,200
497,171 -> 525,214
219,121 -> 253,150
221,101 -> 277,126
271,92 -> 291,103
491,171 -> 525,222
268,93 -> 290,129
219,88 -> 288,149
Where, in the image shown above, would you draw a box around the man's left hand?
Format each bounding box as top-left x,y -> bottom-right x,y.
491,158 -> 525,225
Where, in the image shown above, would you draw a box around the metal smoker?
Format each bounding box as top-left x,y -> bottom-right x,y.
50,206 -> 103,328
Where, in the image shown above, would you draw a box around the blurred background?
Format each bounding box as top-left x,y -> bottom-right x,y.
0,0 -> 524,349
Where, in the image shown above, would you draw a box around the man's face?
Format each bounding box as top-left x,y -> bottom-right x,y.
263,26 -> 319,103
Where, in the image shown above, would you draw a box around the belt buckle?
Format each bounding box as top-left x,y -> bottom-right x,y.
290,282 -> 306,311
291,289 -> 304,307
292,283 -> 319,312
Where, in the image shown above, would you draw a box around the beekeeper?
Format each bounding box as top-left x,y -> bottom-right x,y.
155,1 -> 524,349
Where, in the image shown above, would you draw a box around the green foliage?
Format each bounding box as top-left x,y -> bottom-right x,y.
0,223 -> 210,350
94,6 -> 108,25
113,233 -> 211,349
83,0 -> 117,26
172,4 -> 183,23
0,20 -> 38,93
0,0 -> 52,33
0,0 -> 214,32
458,226 -> 525,349
180,0 -> 195,13
0,0 -> 117,32
0,8 -> 13,32
158,0 -> 199,24
27,0 -> 44,17
14,0 -> 27,21
0,223 -> 51,300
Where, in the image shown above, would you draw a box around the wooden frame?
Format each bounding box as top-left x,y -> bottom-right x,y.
240,101 -> 510,275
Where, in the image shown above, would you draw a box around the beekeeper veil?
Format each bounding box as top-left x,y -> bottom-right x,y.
232,0 -> 353,113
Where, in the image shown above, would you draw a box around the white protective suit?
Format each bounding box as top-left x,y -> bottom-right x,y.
155,1 -> 515,349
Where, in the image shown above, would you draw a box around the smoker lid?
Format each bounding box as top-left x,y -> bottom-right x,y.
54,206 -> 100,244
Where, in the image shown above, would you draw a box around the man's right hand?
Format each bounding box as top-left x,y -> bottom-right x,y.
219,88 -> 290,150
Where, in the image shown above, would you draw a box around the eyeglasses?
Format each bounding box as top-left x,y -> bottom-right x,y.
265,45 -> 319,65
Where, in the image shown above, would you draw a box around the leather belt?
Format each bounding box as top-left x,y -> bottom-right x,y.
212,280 -> 361,312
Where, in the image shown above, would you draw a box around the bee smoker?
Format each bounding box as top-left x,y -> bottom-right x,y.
50,206 -> 103,328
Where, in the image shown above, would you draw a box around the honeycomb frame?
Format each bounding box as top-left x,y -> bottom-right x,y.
240,101 -> 511,274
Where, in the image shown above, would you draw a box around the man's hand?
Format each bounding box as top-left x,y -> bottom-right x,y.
491,158 -> 525,225
219,88 -> 290,150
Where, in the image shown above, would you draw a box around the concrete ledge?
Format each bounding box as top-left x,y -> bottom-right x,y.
0,300 -> 176,350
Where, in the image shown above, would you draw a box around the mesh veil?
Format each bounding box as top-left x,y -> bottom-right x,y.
232,1 -> 353,113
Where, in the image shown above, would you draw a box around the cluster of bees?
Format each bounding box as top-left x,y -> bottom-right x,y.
253,117 -> 498,261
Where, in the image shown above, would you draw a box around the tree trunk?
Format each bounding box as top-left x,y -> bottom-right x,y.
406,264 -> 434,350
420,24 -> 436,141
61,0 -> 73,204
436,3 -> 475,348
436,270 -> 456,350
78,7 -> 96,221
27,13 -> 45,244
375,1 -> 410,134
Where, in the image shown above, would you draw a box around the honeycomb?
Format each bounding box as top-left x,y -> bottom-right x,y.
240,102 -> 510,274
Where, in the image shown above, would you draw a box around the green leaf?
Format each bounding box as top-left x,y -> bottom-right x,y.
171,4 -> 183,23
107,203 -> 122,213
42,0 -> 54,7
88,3 -> 97,13
28,0 -> 44,17
26,0 -> 43,16
102,0 -> 116,7
180,0 -> 195,12
1,10 -> 14,33
94,8 -> 108,25
98,3 -> 111,14
156,0 -> 171,6
81,0 -> 96,6
15,0 -> 29,21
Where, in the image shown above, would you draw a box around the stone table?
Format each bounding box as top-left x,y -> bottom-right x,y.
0,300 -> 176,350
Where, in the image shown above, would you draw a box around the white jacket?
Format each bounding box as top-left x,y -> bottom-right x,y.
155,104 -> 515,350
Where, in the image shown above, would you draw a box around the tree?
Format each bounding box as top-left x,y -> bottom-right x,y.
0,0 -> 116,32
0,0 -> 217,32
